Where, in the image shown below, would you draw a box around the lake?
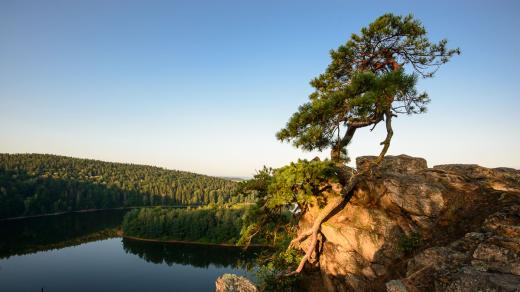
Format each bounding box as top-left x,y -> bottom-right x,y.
0,210 -> 258,292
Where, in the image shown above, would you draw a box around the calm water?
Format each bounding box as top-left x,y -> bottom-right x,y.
0,210 -> 258,292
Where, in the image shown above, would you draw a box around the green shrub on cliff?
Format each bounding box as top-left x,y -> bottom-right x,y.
398,231 -> 422,254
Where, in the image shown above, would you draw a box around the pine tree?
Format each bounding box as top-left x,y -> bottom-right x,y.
241,13 -> 459,276
277,13 -> 459,164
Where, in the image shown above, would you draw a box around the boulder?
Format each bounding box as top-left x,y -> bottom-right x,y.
356,154 -> 427,174
215,274 -> 258,292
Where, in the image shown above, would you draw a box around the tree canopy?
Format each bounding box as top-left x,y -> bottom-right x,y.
0,153 -> 252,219
277,13 -> 459,163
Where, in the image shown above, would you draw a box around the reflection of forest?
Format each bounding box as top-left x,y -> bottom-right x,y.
0,210 -> 128,258
1,209 -> 262,272
123,238 -> 261,270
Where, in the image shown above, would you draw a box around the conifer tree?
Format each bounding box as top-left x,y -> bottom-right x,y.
277,13 -> 459,164
240,13 -> 459,277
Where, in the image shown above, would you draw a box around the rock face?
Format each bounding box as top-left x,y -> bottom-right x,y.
215,274 -> 258,292
396,205 -> 520,291
296,155 -> 520,291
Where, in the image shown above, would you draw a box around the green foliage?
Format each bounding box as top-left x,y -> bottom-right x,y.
398,231 -> 422,254
237,159 -> 338,247
256,248 -> 303,291
122,206 -> 246,244
235,160 -> 341,289
237,167 -> 284,246
0,154 -> 253,219
236,166 -> 274,201
267,159 -> 338,210
277,13 -> 459,161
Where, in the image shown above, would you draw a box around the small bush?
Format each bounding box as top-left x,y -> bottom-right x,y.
398,231 -> 421,254
255,248 -> 303,292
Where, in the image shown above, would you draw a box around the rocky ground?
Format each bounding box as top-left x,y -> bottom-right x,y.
298,155 -> 520,291
217,155 -> 520,291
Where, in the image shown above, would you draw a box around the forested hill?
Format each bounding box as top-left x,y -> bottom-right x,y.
0,154 -> 251,219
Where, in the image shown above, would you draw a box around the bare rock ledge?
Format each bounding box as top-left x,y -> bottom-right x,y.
298,155 -> 520,291
215,155 -> 520,291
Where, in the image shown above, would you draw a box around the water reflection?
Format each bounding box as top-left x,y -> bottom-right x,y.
0,209 -> 261,270
0,209 -> 261,291
123,238 -> 260,270
0,210 -> 128,258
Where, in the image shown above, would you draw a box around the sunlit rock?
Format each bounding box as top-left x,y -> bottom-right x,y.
215,274 -> 257,292
294,155 -> 520,291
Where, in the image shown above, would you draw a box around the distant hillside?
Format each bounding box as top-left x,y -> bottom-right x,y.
0,154 -> 252,219
219,176 -> 249,182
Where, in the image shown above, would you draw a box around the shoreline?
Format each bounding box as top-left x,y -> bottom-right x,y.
121,233 -> 270,248
0,205 -> 199,222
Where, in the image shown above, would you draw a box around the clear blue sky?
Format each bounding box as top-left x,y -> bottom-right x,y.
1,0 -> 519,176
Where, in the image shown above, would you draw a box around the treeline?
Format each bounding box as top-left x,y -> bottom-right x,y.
122,207 -> 246,244
0,154 -> 253,219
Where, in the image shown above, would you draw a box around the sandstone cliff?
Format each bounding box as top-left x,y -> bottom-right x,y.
297,155 -> 520,291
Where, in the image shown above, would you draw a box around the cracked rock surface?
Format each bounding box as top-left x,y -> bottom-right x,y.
295,155 -> 520,291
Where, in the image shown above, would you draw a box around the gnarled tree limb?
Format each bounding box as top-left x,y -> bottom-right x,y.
286,111 -> 394,275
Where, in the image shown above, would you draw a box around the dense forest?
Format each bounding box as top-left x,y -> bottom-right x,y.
0,154 -> 253,219
122,207 -> 247,244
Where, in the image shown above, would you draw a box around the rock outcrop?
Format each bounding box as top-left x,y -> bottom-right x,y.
394,204 -> 520,291
215,274 -> 258,292
296,155 -> 520,291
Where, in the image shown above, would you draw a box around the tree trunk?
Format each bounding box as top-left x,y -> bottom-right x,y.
287,111 -> 394,276
330,148 -> 341,163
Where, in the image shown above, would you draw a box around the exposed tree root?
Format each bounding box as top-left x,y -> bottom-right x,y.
286,111 -> 394,275
287,195 -> 345,274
